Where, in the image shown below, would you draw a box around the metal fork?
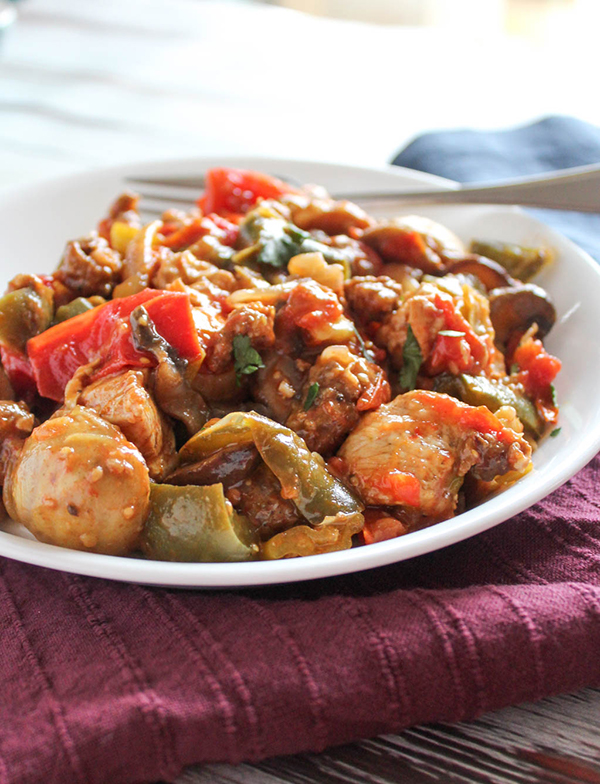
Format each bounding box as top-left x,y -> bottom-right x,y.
125,162 -> 600,216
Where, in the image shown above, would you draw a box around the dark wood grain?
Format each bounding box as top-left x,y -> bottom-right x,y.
176,688 -> 600,784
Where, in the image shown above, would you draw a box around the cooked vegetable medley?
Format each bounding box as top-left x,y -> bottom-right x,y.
0,168 -> 561,560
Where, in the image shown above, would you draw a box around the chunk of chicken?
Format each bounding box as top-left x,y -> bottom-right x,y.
285,345 -> 390,456
4,406 -> 150,555
338,390 -> 531,521
79,370 -> 177,480
56,234 -> 123,297
375,278 -> 504,378
345,275 -> 405,323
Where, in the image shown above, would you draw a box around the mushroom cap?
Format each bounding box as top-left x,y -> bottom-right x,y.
446,254 -> 516,292
489,284 -> 556,348
362,215 -> 464,274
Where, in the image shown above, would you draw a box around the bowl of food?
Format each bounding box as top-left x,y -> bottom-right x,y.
0,157 -> 598,587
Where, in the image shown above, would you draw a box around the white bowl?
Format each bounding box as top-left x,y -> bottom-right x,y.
0,156 -> 598,587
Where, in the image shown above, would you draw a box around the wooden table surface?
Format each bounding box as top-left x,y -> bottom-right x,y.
2,2 -> 600,782
180,689 -> 600,784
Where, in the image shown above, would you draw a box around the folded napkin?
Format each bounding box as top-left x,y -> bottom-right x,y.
4,116 -> 600,784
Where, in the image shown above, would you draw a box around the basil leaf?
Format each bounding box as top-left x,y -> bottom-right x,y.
239,213 -> 348,269
304,382 -> 320,411
399,324 -> 423,392
550,427 -> 561,438
233,335 -> 264,382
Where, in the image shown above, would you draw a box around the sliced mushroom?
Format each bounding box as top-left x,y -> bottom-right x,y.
470,240 -> 553,283
284,195 -> 373,236
362,215 -> 464,275
165,444 -> 259,488
489,284 -> 556,349
446,254 -> 516,292
130,305 -> 209,434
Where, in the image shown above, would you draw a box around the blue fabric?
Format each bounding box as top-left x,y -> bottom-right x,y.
391,116 -> 600,262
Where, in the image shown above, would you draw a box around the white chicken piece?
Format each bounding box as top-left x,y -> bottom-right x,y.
338,390 -> 531,521
79,370 -> 177,480
4,406 -> 150,555
375,278 -> 505,378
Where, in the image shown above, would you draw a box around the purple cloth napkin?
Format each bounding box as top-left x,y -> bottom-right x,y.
3,117 -> 600,784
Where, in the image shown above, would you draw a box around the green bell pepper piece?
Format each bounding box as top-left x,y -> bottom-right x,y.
469,240 -> 552,283
0,286 -> 53,352
181,411 -> 363,523
142,483 -> 259,562
434,373 -> 543,437
53,296 -> 105,324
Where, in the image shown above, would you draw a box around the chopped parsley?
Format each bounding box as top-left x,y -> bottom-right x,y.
232,335 -> 264,383
238,214 -> 348,269
399,325 -> 423,392
438,329 -> 465,337
304,382 -> 320,411
550,427 -> 561,438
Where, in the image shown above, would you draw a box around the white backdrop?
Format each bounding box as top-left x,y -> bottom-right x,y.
1,0 -> 598,190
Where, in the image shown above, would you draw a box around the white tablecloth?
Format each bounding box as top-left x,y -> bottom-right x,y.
2,0 -> 598,192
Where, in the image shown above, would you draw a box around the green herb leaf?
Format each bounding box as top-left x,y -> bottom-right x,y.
550,427 -> 561,438
232,335 -> 264,383
399,325 -> 423,392
550,383 -> 557,406
238,214 -> 348,269
438,329 -> 465,337
303,382 -> 320,411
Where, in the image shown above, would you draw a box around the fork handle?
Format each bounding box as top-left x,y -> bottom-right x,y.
341,163 -> 600,213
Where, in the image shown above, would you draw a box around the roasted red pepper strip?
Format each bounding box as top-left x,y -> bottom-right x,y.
27,289 -> 201,401
197,168 -> 296,217
513,337 -> 561,425
162,213 -> 239,251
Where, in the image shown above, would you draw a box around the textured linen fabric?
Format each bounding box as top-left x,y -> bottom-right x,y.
3,116 -> 600,784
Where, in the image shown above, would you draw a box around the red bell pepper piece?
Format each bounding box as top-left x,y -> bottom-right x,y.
27,289 -> 201,401
513,337 -> 561,425
162,213 -> 239,251
197,168 -> 295,217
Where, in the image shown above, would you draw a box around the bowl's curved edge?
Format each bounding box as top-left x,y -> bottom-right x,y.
0,156 -> 598,588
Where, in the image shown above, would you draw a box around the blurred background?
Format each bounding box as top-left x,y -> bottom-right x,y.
0,0 -> 598,189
